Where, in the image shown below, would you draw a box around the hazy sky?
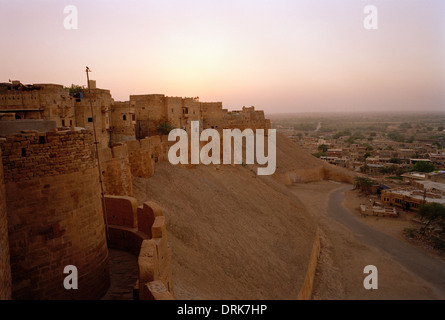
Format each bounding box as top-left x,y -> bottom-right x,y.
1,0 -> 444,113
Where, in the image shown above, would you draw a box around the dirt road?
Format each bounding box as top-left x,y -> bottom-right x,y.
328,185 -> 445,298
289,181 -> 443,299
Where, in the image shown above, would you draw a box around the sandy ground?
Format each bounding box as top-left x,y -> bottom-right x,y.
133,163 -> 319,300
289,181 -> 442,299
107,134 -> 443,300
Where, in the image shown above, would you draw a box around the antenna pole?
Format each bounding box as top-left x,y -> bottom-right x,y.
86,66 -> 109,240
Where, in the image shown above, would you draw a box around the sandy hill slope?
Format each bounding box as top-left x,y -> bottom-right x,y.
274,133 -> 355,184
133,134 -> 349,299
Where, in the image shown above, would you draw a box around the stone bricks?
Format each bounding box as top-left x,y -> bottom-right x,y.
104,195 -> 138,228
0,131 -> 96,183
100,145 -> 134,197
1,131 -> 110,300
140,281 -> 175,300
0,149 -> 12,300
103,195 -> 174,299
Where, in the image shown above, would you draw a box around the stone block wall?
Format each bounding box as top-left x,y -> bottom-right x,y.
0,149 -> 12,300
100,144 -> 134,197
0,130 -> 110,299
111,101 -> 136,143
297,228 -> 320,300
149,135 -> 173,163
0,130 -> 96,182
131,94 -> 167,137
104,196 -> 174,299
124,138 -> 155,178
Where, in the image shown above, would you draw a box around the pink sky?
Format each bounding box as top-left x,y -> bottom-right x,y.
1,0 -> 444,113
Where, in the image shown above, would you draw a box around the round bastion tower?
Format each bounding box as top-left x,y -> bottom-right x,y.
0,148 -> 12,300
0,129 -> 110,299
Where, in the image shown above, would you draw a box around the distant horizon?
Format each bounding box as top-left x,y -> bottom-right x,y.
3,77 -> 444,115
1,0 -> 444,114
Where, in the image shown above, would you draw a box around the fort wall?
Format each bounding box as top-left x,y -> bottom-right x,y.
297,228 -> 320,300
124,138 -> 155,178
100,145 -> 134,197
104,196 -> 174,299
0,130 -> 110,299
0,149 -> 12,300
0,80 -> 274,300
111,101 -> 136,143
130,94 -> 166,138
74,89 -> 112,148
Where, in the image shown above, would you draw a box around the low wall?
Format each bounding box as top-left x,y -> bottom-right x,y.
322,164 -> 356,184
276,164 -> 356,186
104,195 -> 174,300
297,227 -> 320,300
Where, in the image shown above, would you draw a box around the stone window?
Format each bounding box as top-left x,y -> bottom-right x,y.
123,115 -> 127,121
21,148 -> 26,157
62,119 -> 65,126
88,117 -> 93,123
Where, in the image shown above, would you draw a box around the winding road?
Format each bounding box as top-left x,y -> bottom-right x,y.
328,185 -> 445,298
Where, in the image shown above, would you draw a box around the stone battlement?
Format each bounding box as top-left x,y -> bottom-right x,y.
0,130 -> 96,183
104,195 -> 174,300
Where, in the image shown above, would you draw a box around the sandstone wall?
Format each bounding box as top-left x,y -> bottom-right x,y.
149,135 -> 174,163
104,196 -> 174,299
0,149 -> 12,300
0,130 -> 110,299
297,228 -> 320,300
100,145 -> 134,197
0,83 -> 75,126
74,89 -> 112,148
124,138 -> 155,178
111,101 -> 136,143
130,94 -> 166,137
165,97 -> 184,129
322,164 -> 356,184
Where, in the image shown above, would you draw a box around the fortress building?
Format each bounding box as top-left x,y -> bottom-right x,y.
0,79 -> 271,300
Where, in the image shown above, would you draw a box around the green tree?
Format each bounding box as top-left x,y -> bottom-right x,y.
66,84 -> 85,95
354,176 -> 377,193
156,121 -> 175,135
412,161 -> 436,173
312,152 -> 326,158
416,203 -> 445,235
318,144 -> 329,153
